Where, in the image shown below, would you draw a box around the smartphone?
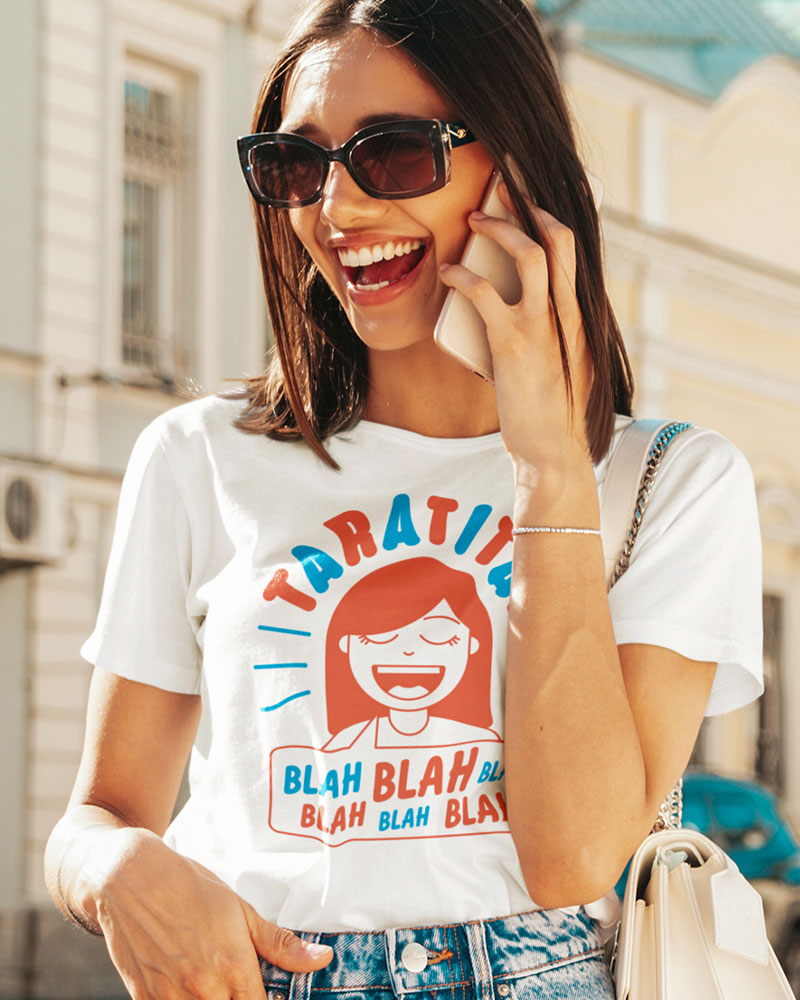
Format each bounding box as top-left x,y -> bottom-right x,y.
434,172 -> 522,383
433,168 -> 604,383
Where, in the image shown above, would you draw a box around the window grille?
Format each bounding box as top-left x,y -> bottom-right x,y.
122,77 -> 188,373
757,593 -> 784,792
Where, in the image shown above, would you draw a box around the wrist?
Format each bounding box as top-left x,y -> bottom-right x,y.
66,824 -> 162,935
55,831 -> 104,935
512,453 -> 599,522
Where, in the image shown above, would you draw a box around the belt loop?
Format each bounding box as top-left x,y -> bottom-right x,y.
465,922 -> 494,1000
288,932 -> 319,1000
384,927 -> 404,996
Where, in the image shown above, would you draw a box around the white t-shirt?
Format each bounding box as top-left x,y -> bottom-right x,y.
81,395 -> 763,932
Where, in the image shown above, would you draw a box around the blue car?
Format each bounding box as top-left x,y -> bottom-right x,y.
682,771 -> 800,885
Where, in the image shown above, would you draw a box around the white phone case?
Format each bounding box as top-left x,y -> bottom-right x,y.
433,173 -> 522,382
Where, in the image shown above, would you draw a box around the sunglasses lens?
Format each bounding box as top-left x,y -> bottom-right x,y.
249,141 -> 324,205
351,130 -> 437,195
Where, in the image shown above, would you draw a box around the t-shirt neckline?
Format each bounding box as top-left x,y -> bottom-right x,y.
337,419 -> 506,453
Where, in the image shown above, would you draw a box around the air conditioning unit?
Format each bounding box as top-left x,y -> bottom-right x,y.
0,459 -> 67,569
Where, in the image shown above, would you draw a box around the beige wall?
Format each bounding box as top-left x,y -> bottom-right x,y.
563,47 -> 800,819
0,0 -> 277,914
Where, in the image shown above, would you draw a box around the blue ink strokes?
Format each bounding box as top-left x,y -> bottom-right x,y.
258,625 -> 312,637
253,662 -> 308,670
261,691 -> 311,712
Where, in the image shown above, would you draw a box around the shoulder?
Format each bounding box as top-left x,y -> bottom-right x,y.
651,425 -> 756,521
658,425 -> 751,480
140,394 -> 244,453
422,717 -> 501,744
621,421 -> 759,554
119,395 -> 255,503
323,719 -> 376,750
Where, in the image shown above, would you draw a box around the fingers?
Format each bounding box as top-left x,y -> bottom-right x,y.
245,904 -> 333,973
469,202 -> 579,330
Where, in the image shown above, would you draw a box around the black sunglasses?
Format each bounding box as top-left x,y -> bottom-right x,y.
237,118 -> 476,209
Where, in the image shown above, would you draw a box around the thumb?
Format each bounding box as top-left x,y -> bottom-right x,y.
244,905 -> 333,972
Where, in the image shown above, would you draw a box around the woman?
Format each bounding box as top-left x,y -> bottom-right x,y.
45,0 -> 763,997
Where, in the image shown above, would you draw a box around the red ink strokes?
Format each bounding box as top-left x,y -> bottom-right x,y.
427,496 -> 459,545
474,515 -> 514,565
372,664 -> 445,699
323,510 -> 378,566
263,568 -> 317,611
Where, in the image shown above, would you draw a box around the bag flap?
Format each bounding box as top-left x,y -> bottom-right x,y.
710,867 -> 769,965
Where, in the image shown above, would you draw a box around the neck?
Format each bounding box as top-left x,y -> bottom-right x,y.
364,339 -> 500,438
388,708 -> 429,735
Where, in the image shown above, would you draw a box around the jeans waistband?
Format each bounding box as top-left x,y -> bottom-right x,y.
260,909 -> 604,997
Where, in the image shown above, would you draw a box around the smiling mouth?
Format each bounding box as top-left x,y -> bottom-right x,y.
373,664 -> 444,700
342,243 -> 427,291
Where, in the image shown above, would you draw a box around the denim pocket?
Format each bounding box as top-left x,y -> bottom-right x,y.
504,952 -> 614,1000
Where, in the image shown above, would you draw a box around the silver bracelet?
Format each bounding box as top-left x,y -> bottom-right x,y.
511,526 -> 601,536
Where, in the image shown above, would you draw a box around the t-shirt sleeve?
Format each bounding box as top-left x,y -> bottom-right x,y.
80,418 -> 202,694
607,428 -> 763,716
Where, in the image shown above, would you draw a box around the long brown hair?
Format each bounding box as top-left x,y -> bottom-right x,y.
231,0 -> 633,467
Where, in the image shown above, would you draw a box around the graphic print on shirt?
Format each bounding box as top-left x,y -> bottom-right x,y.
261,493 -> 511,846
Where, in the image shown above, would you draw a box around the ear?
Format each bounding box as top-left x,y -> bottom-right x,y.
339,635 -> 350,654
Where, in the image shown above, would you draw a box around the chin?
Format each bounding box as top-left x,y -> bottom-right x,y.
350,318 -> 438,354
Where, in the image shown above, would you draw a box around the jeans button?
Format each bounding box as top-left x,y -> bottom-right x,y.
497,985 -> 511,997
401,941 -> 429,972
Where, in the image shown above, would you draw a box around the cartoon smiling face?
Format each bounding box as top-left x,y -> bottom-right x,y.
324,557 -> 494,735
340,599 -> 480,711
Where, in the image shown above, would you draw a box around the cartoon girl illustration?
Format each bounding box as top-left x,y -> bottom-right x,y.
323,557 -> 500,748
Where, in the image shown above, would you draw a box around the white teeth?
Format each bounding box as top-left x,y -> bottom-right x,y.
336,238 -> 423,268
357,280 -> 391,291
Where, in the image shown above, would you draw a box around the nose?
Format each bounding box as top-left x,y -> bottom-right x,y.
319,161 -> 385,226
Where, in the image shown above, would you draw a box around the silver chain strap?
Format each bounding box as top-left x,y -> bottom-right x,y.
608,422 -> 693,589
652,777 -> 684,831
609,420 -> 693,830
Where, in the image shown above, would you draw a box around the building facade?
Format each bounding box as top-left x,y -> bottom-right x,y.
0,0 -> 798,996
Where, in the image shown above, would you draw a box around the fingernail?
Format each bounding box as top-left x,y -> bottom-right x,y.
305,943 -> 333,958
439,263 -> 450,272
470,210 -> 487,220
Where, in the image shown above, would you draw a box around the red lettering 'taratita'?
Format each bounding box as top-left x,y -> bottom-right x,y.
323,511 -> 378,566
263,568 -> 317,611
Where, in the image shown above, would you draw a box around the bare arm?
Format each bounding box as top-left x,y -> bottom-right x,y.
439,192 -> 717,906
504,491 -> 714,905
45,668 -> 332,1000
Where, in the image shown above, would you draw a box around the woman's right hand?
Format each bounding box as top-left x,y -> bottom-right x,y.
82,826 -> 333,999
45,671 -> 333,1000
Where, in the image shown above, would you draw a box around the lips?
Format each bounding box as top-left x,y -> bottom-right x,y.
344,244 -> 427,289
328,235 -> 431,304
373,664 -> 444,700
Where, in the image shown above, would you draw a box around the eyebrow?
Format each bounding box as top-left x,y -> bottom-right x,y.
284,112 -> 432,139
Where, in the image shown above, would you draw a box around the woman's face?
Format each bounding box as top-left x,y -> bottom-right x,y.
280,28 -> 494,353
339,599 -> 480,712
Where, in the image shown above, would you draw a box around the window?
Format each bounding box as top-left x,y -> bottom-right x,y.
757,592 -> 784,792
122,68 -> 190,374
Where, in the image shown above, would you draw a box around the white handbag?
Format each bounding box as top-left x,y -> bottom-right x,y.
603,419 -> 796,1000
614,826 -> 796,999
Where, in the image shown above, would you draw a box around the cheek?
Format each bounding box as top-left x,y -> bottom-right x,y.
288,209 -> 322,266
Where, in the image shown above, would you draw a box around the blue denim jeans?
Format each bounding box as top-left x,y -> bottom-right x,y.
260,909 -> 615,1000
